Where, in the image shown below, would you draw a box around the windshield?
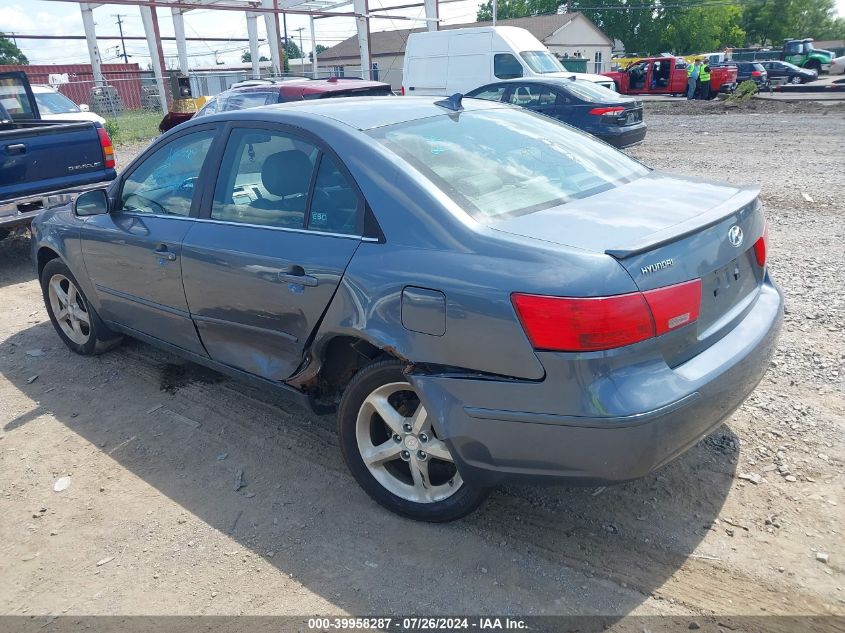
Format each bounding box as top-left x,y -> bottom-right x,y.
34,91 -> 81,114
520,51 -> 566,74
368,109 -> 648,221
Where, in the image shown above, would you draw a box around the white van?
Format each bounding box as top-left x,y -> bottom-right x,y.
402,26 -> 616,95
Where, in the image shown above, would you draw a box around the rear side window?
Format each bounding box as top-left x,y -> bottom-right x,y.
494,54 -> 523,80
468,85 -> 507,101
508,84 -> 556,107
369,109 -> 648,221
120,129 -> 216,217
212,128 -> 317,229
0,76 -> 36,119
211,127 -> 361,235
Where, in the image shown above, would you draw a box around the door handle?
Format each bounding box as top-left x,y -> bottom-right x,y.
278,265 -> 318,287
5,143 -> 26,155
153,246 -> 177,261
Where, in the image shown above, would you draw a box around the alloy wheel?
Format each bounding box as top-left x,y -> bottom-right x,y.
48,274 -> 92,345
355,381 -> 462,503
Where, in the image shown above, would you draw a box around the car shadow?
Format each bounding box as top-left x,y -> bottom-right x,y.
1,321 -> 739,616
0,232 -> 36,290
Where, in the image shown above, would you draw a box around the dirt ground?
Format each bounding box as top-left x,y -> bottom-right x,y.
0,104 -> 843,624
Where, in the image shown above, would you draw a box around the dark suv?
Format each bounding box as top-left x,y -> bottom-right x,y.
159,77 -> 393,132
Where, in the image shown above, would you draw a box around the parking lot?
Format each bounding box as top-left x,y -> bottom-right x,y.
0,102 -> 843,621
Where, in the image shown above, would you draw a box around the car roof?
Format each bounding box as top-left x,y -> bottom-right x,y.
214,96 -> 510,131
228,78 -> 389,96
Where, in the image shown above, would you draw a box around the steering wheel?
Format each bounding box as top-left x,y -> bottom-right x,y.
123,193 -> 166,215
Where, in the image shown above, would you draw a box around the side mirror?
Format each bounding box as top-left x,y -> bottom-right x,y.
74,189 -> 110,216
79,104 -> 90,112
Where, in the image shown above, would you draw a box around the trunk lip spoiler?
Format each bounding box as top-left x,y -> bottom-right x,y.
605,186 -> 760,259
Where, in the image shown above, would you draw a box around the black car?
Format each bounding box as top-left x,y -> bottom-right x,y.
759,60 -> 818,85
721,61 -> 769,89
465,78 -> 646,148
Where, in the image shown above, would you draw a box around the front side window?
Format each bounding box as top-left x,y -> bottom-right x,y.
520,51 -> 565,74
369,109 -> 648,221
34,91 -> 81,115
494,54 -> 523,79
120,129 -> 216,216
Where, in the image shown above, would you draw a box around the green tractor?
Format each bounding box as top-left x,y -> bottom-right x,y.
782,39 -> 833,73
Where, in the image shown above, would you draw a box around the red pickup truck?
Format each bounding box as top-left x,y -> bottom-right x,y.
603,57 -> 738,98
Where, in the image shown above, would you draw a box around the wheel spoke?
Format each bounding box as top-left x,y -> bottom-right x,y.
54,306 -> 68,320
410,458 -> 430,496
75,309 -> 90,325
50,278 -> 68,306
425,438 -> 453,463
361,441 -> 402,466
67,284 -> 79,307
70,317 -> 83,337
410,402 -> 428,434
367,393 -> 406,436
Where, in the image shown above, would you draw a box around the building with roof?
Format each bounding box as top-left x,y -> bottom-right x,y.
317,13 -> 614,90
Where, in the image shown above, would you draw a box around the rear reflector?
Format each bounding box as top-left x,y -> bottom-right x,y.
754,225 -> 768,267
512,279 -> 702,352
642,279 -> 702,336
589,106 -> 624,116
97,127 -> 116,169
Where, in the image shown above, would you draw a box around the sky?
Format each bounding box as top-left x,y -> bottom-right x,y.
0,0 -> 483,68
2,0 -> 845,69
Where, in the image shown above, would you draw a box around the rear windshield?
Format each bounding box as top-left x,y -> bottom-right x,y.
520,51 -> 566,74
305,87 -> 393,100
560,80 -> 624,103
368,108 -> 648,221
34,91 -> 81,114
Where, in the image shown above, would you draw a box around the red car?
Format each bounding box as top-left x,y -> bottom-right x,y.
603,57 -> 738,98
158,77 -> 393,132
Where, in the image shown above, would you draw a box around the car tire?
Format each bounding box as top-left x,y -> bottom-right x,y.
790,76 -> 802,84
337,359 -> 488,522
40,259 -> 122,356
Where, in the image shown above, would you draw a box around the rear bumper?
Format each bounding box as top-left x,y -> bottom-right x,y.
598,123 -> 647,148
719,82 -> 738,93
409,279 -> 783,487
0,191 -> 75,229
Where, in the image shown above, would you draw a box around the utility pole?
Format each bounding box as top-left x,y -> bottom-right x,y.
295,27 -> 304,63
113,14 -> 129,63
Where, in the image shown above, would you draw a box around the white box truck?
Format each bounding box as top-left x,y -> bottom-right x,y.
401,26 -> 616,95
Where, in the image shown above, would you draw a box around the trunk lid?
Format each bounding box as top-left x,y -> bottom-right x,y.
491,172 -> 767,362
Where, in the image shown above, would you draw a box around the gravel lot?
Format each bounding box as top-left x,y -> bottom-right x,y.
0,103 -> 843,623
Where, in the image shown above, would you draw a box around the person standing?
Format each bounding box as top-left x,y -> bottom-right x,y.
698,63 -> 712,100
687,59 -> 701,100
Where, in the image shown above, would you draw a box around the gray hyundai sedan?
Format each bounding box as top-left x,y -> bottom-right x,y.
31,96 -> 782,521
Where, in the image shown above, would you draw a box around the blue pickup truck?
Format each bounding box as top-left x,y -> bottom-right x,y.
1,71 -> 117,240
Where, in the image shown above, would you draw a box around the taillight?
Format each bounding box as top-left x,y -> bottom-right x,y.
589,106 -> 624,116
97,127 -> 115,169
753,225 -> 768,267
751,70 -> 762,77
400,86 -> 405,96
512,279 -> 702,352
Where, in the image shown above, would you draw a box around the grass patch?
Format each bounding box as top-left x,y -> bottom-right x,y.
104,110 -> 161,144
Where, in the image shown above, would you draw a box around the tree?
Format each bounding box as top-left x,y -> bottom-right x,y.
241,51 -> 269,63
309,44 -> 329,61
0,35 -> 28,65
742,0 -> 845,46
475,0 -> 747,55
283,40 -> 302,60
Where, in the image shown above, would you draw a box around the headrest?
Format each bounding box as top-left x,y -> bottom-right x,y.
261,150 -> 312,197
